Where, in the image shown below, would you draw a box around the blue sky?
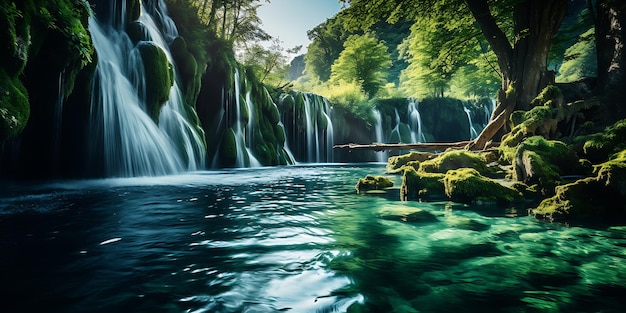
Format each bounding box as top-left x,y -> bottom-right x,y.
257,0 -> 345,50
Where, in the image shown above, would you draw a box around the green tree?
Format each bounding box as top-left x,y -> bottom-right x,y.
304,17 -> 349,81
343,0 -> 568,149
330,32 -> 392,97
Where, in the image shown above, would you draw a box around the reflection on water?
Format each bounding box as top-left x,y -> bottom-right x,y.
1,164 -> 626,312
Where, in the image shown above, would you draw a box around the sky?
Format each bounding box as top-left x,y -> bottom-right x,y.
257,0 -> 345,51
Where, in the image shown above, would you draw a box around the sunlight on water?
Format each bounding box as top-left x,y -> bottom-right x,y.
1,165 -> 626,312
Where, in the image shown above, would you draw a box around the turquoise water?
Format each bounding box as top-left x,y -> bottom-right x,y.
1,164 -> 625,312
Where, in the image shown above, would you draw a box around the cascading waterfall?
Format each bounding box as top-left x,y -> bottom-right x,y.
463,104 -> 479,139
408,99 -> 426,143
280,92 -> 334,163
88,0 -> 205,177
232,70 -> 261,167
373,109 -> 388,163
390,108 -> 402,142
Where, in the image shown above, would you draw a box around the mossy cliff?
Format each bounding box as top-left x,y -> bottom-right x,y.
0,0 -> 95,177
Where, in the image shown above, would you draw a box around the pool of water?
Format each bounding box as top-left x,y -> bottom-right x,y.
1,164 -> 625,312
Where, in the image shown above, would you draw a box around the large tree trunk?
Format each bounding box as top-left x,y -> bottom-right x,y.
595,0 -> 626,124
465,0 -> 566,150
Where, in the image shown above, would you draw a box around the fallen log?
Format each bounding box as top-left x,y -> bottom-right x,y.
333,141 -> 500,152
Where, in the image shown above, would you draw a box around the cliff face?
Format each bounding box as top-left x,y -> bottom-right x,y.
0,0 -> 95,177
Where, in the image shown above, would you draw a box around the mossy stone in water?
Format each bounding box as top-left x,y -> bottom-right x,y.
419,150 -> 492,176
443,168 -> 521,205
400,167 -> 445,201
356,175 -> 394,193
137,42 -> 173,123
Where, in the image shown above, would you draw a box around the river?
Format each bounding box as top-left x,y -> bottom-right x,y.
1,164 -> 625,312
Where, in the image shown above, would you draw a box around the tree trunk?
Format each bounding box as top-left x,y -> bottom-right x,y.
595,0 -> 626,124
465,0 -> 567,150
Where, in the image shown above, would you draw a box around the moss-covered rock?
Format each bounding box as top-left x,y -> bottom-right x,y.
400,167 -> 446,201
582,118 -> 626,163
0,69 -> 30,140
511,136 -> 582,195
531,149 -> 626,223
443,168 -> 522,205
501,105 -> 559,150
419,150 -> 493,177
218,128 -> 238,167
386,151 -> 435,174
137,41 -> 174,122
356,175 -> 394,193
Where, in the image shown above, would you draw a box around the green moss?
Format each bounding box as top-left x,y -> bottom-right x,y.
219,128 -> 238,167
386,151 -> 435,174
532,149 -> 626,222
500,105 -> 559,151
138,42 -> 174,122
400,167 -> 445,201
356,175 -> 394,193
443,168 -> 521,205
273,123 -> 286,145
419,150 -> 493,176
0,69 -> 30,139
511,136 -> 581,194
582,118 -> 626,162
530,85 -> 563,108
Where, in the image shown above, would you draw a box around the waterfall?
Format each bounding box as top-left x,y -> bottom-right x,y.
408,99 -> 426,143
463,104 -> 479,139
232,70 -> 261,167
390,108 -> 401,142
88,0 -> 205,177
373,109 -> 388,163
280,92 -> 334,163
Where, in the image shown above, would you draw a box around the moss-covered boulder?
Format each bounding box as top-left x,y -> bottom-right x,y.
356,175 -> 394,193
419,150 -> 493,177
138,42 -> 174,123
532,150 -> 626,223
443,168 -> 522,205
386,151 -> 436,174
581,118 -> 626,163
501,105 -> 559,150
218,128 -> 238,167
400,167 -> 446,201
510,136 -> 583,195
0,69 -> 30,140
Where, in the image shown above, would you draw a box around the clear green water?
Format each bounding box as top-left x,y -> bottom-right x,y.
1,164 -> 625,312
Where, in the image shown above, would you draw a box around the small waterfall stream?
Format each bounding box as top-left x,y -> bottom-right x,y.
373,109 -> 388,162
408,99 -> 426,143
463,104 -> 479,139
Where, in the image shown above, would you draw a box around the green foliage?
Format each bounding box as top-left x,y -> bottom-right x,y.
556,27 -> 597,83
0,69 -> 30,140
330,32 -> 392,97
304,16 -> 348,81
